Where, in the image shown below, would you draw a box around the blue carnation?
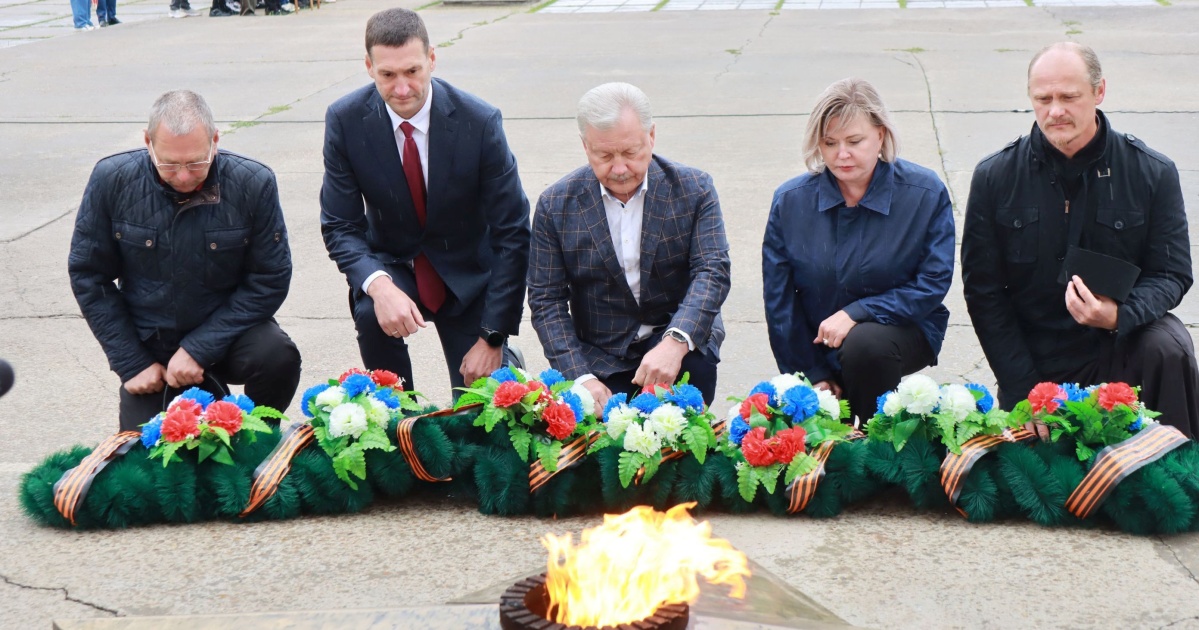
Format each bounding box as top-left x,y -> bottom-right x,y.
666,384 -> 705,413
780,385 -> 820,422
179,387 -> 215,410
342,373 -> 376,398
561,390 -> 585,424
630,392 -> 662,416
603,392 -> 628,420
964,383 -> 995,413
748,381 -> 777,404
300,383 -> 330,418
539,369 -> 565,388
223,393 -> 256,413
141,414 -> 163,449
1062,383 -> 1088,403
375,388 -> 402,409
730,416 -> 750,446
876,393 -> 890,417
491,367 -> 518,384
1130,417 -> 1144,432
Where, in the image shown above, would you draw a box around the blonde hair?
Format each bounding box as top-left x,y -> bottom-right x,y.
802,78 -> 899,173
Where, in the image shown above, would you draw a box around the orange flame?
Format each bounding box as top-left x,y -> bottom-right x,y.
542,503 -> 750,627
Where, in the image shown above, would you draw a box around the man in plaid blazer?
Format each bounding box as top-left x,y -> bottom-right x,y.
529,83 -> 731,415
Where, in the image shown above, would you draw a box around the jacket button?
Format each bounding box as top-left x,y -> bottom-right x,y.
145,239 -> 153,247
210,243 -> 218,250
115,232 -> 122,240
274,232 -> 281,242
1114,220 -> 1124,229
1013,219 -> 1022,228
243,238 -> 249,245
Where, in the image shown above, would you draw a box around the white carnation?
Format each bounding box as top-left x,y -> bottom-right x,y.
315,386 -> 347,410
882,392 -> 903,416
816,388 -> 841,420
569,384 -> 595,419
623,422 -> 662,458
366,396 -> 390,425
646,404 -> 688,442
769,373 -> 804,404
897,374 -> 940,415
327,402 -> 369,439
605,405 -> 640,439
939,384 -> 978,423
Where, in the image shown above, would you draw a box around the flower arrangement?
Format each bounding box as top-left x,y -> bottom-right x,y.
1010,381 -> 1158,461
299,368 -> 424,489
457,367 -> 594,472
141,388 -> 278,467
719,373 -> 851,502
866,375 -> 1014,454
583,376 -> 719,487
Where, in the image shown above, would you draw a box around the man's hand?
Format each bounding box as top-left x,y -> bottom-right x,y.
813,379 -> 843,398
368,275 -> 427,338
1065,275 -> 1119,330
166,348 -> 204,389
581,379 -> 612,418
813,310 -> 857,349
632,336 -> 688,390
460,339 -> 503,385
1024,420 -> 1051,442
124,363 -> 167,395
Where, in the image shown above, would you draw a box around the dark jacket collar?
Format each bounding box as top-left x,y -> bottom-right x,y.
148,148 -> 222,211
1029,109 -> 1111,167
816,159 -> 895,215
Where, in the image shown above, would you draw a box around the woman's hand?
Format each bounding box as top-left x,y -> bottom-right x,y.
812,379 -> 842,397
813,310 -> 857,349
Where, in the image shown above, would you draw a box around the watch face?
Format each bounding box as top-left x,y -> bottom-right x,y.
484,330 -> 505,347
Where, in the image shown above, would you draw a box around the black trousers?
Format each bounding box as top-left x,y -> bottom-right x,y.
118,320 -> 302,431
350,281 -> 518,396
835,322 -> 935,425
1038,313 -> 1199,439
599,337 -> 720,406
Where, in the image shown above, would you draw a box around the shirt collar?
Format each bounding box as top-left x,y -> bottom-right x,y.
384,81 -> 434,136
816,160 -> 894,216
598,173 -> 650,205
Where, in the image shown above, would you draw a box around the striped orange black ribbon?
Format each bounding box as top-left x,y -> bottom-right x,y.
52,431 -> 142,526
784,429 -> 868,514
940,428 -> 1037,514
529,432 -> 601,494
1065,423 -> 1189,519
396,404 -> 481,483
632,418 -> 729,485
239,423 -> 315,517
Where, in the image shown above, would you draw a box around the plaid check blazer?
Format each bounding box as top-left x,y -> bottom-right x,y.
529,156 -> 731,379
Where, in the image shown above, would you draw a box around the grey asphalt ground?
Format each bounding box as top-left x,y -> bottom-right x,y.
1,0 -> 1198,628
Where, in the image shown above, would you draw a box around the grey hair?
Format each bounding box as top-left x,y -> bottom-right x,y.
802,78 -> 899,174
147,90 -> 216,140
1028,42 -> 1103,91
576,82 -> 653,136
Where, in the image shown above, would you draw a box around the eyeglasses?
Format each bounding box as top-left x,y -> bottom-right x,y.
148,142 -> 214,172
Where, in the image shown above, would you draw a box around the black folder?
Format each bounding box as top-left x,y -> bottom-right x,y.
1057,246 -> 1140,302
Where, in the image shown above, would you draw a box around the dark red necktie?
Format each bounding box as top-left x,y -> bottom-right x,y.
399,121 -> 446,313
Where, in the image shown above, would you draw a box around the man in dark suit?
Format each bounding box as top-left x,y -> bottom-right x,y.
529,82 -> 731,415
320,8 -> 530,392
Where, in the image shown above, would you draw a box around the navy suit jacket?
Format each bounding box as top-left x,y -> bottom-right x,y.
529,156 -> 731,380
320,78 -> 530,334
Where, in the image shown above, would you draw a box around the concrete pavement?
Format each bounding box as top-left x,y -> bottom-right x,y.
1,0 -> 1198,627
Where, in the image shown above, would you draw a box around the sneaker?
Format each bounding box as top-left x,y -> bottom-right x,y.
74,23 -> 98,30
106,16 -> 120,23
209,6 -> 235,15
98,19 -> 109,26
182,6 -> 202,15
279,2 -> 294,10
228,1 -> 240,10
169,8 -> 186,16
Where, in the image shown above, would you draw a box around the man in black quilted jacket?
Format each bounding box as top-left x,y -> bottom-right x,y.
69,90 -> 301,431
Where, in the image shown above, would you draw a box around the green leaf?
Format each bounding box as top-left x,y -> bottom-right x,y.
330,449 -> 360,490
748,409 -> 770,430
197,439 -> 217,463
682,425 -> 708,465
210,446 -> 235,466
455,390 -> 490,409
618,451 -> 644,488
159,441 -> 185,468
357,425 -> 394,452
759,464 -> 780,496
641,454 -> 661,483
537,439 -> 561,473
483,408 -> 504,432
211,426 -> 232,449
1075,441 -> 1096,462
784,453 -> 819,485
251,406 -> 288,422
587,433 -> 613,454
509,427 -> 531,461
241,414 -> 272,434
892,418 -> 921,451
956,423 -> 982,449
736,464 -> 758,503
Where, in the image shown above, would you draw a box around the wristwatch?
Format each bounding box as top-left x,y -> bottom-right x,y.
664,329 -> 688,345
481,328 -> 507,348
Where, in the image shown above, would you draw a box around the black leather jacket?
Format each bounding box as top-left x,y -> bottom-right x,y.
962,111 -> 1191,407
69,149 -> 292,381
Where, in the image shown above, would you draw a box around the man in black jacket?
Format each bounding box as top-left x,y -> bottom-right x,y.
962,42 -> 1197,437
69,90 -> 301,431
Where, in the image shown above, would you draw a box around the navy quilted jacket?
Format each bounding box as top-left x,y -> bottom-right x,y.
68,149 -> 291,381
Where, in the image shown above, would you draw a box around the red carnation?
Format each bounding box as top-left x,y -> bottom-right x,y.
161,407 -> 201,443
1028,382 -> 1067,415
740,393 -> 771,421
526,381 -> 553,404
1098,382 -> 1138,412
339,367 -> 369,383
543,402 -> 577,440
493,381 -> 529,408
642,383 -> 669,395
770,426 -> 807,464
205,401 -> 244,434
741,427 -> 777,467
370,369 -> 401,388
168,398 -> 202,417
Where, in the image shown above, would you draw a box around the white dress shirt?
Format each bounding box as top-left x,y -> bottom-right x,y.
362,83 -> 435,293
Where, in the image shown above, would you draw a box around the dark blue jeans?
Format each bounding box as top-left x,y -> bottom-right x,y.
96,0 -> 117,22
